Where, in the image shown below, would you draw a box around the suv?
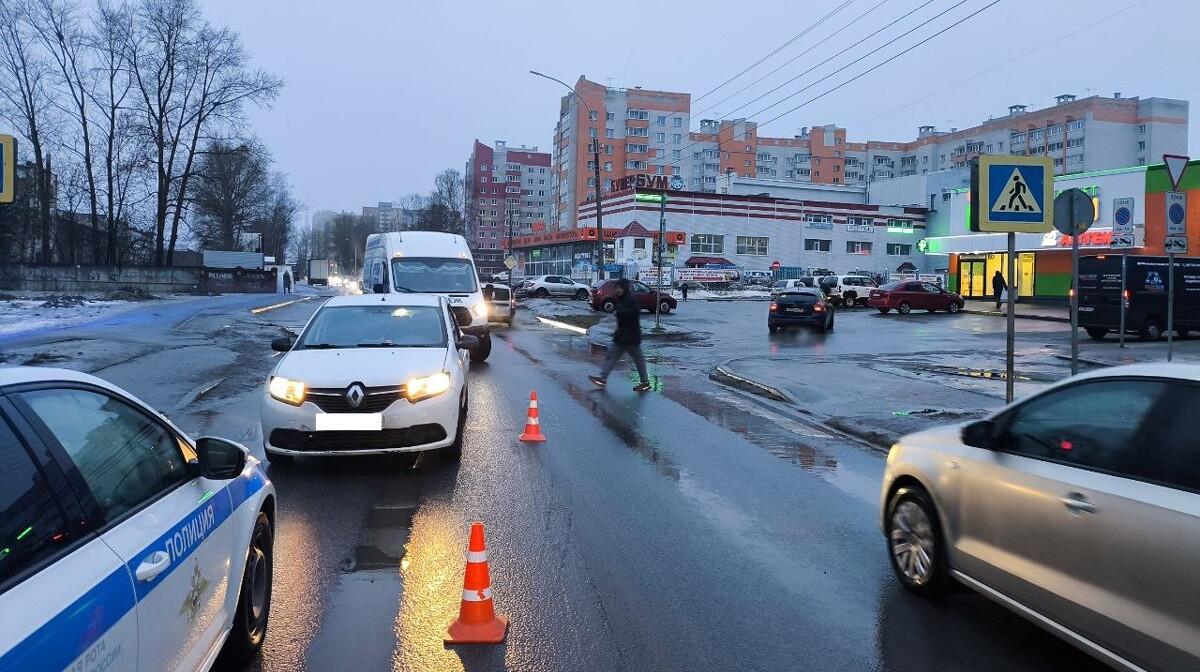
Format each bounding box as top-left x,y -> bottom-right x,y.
823,274 -> 879,307
518,275 -> 592,300
590,280 -> 677,314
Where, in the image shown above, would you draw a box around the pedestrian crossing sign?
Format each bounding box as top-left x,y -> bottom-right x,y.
970,155 -> 1054,233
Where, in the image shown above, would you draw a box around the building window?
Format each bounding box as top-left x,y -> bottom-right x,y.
672,150 -> 681,160
656,115 -> 666,126
673,117 -> 682,127
588,110 -> 597,121
672,133 -> 682,144
627,109 -> 648,120
628,127 -> 648,137
887,243 -> 912,255
846,241 -> 873,255
655,149 -> 665,158
628,143 -> 647,153
1137,123 -> 1146,133
1049,125 -> 1063,136
690,234 -> 724,254
1068,120 -> 1084,131
589,127 -> 597,138
744,160 -> 751,167
1138,140 -> 1146,151
804,239 -> 831,252
605,144 -> 613,155
605,128 -> 614,138
604,161 -> 612,171
625,160 -> 646,170
736,236 -> 769,256
655,132 -> 666,143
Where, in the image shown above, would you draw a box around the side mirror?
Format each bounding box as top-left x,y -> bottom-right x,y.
961,420 -> 996,450
271,336 -> 294,352
372,283 -> 385,294
459,334 -> 481,350
196,437 -> 248,480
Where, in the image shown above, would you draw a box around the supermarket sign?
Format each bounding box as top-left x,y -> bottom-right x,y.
675,268 -> 739,283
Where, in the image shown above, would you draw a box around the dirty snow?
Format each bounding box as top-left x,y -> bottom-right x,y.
0,293 -> 187,337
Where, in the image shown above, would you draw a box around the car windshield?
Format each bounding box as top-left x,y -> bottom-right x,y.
298,305 -> 446,349
880,281 -> 905,290
390,257 -> 478,293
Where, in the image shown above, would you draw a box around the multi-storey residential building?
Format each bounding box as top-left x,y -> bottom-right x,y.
551,79 -> 1187,229
465,140 -> 552,272
361,202 -> 416,233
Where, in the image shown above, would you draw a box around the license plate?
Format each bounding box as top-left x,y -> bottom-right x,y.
785,307 -> 808,314
1078,306 -> 1094,312
315,413 -> 382,431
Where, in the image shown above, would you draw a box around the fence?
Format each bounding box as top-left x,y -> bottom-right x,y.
0,263 -> 280,294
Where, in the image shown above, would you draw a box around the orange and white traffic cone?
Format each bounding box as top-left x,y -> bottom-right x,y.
518,391 -> 546,442
444,522 -> 509,644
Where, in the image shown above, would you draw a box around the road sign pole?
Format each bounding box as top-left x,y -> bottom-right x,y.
1168,253 -> 1175,362
1006,232 -> 1016,403
1070,220 -> 1080,376
655,196 -> 666,332
1119,253 -> 1127,349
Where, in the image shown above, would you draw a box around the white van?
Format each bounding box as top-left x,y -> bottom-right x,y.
362,232 -> 492,361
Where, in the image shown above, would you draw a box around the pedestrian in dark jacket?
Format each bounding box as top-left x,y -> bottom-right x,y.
992,270 -> 1007,310
283,272 -> 292,293
680,281 -> 689,301
590,279 -> 651,392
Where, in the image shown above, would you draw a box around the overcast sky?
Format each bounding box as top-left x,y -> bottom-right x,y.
202,0 -> 1197,217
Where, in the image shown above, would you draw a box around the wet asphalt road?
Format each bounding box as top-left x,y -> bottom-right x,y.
0,291 -> 1114,671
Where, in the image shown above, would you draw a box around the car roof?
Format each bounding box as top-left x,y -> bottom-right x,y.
1070,363 -> 1200,384
779,287 -> 821,295
322,293 -> 444,308
368,231 -> 472,258
0,365 -> 114,389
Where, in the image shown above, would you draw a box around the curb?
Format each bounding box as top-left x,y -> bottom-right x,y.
962,308 -> 1068,323
1051,353 -> 1119,369
709,363 -> 792,403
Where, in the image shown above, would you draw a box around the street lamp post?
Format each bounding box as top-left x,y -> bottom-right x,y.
530,70 -> 605,285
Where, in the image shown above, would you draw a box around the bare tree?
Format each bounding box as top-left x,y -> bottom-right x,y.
91,0 -> 139,263
0,0 -> 56,262
28,0 -> 103,262
189,138 -> 269,248
257,172 -> 298,261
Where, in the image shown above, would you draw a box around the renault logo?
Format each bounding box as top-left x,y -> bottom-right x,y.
345,384 -> 365,408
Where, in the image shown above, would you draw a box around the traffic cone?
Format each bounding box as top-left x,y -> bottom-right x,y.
444,522 -> 509,644
518,391 -> 546,442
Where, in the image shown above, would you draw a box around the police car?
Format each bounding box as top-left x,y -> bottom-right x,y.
0,367 -> 276,671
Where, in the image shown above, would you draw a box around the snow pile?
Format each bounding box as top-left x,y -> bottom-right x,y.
40,295 -> 89,308
520,297 -> 595,318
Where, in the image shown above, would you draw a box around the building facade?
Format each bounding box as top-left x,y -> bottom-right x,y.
465,140 -> 552,272
550,77 -> 1187,232
360,202 -> 416,233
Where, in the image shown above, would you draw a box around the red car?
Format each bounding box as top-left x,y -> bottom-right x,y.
868,281 -> 964,315
590,280 -> 677,314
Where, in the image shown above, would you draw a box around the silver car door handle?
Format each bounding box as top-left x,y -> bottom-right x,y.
135,550 -> 171,582
1060,494 -> 1096,514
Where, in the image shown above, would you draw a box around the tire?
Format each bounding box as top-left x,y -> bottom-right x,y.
768,324 -> 779,333
470,333 -> 492,362
658,300 -> 672,314
264,451 -> 293,467
575,289 -> 589,300
218,511 -> 273,666
843,293 -> 857,307
602,299 -> 616,313
439,395 -> 466,462
898,302 -> 912,315
1177,329 -> 1191,339
1086,327 -> 1107,341
885,485 -> 950,596
947,301 -> 961,314
1140,318 -> 1163,341
877,308 -> 891,314
535,288 -> 550,298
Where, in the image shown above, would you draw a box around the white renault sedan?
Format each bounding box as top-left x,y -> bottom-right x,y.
0,367 -> 276,672
261,293 -> 473,464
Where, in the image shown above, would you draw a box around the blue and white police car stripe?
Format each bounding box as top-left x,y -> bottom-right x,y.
0,469 -> 266,671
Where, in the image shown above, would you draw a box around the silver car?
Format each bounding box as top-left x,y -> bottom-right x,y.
880,364 -> 1199,672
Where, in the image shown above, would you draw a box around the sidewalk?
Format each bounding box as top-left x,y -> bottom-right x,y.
962,300 -> 1069,322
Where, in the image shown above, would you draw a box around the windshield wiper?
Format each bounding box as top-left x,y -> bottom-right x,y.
356,341 -> 400,348
392,285 -> 416,293
302,343 -> 340,349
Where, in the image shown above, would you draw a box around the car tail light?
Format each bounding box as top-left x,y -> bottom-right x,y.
769,302 -> 778,312
813,304 -> 824,312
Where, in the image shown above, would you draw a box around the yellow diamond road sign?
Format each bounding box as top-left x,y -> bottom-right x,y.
971,155 -> 1055,233
0,134 -> 15,204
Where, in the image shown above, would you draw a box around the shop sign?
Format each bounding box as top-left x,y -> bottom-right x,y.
1041,228 -> 1114,248
846,223 -> 874,233
676,268 -> 738,283
610,174 -> 680,192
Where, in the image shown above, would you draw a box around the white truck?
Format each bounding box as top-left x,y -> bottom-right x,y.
361,232 -> 492,361
307,258 -> 330,286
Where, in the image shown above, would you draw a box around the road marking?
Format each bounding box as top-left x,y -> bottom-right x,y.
250,296 -> 313,315
535,316 -> 588,335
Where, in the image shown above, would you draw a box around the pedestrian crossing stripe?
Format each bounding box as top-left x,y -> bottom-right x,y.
990,167 -> 1042,214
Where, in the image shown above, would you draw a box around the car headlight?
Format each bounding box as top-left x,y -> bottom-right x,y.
471,301 -> 488,320
405,372 -> 451,402
268,376 -> 306,406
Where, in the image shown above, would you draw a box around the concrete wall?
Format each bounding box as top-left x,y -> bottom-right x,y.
0,264 -> 202,293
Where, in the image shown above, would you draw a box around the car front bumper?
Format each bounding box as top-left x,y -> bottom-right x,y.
260,388 -> 459,456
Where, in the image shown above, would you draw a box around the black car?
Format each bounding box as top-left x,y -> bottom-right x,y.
768,288 -> 834,333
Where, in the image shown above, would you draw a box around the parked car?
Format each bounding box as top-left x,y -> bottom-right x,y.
823,274 -> 880,307
483,283 -> 515,325
1079,254 -> 1200,341
261,293 -> 474,464
881,363 -> 1200,672
518,275 -> 592,300
770,278 -> 813,296
0,366 -> 276,671
741,270 -> 773,286
869,281 -> 963,314
768,288 -> 834,333
590,279 -> 677,314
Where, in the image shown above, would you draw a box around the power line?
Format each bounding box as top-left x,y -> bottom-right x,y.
691,0 -> 858,106
661,0 -> 1001,170
690,0 -> 897,123
848,0 -> 1149,132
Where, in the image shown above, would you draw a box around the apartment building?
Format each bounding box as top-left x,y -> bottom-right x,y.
360,202 -> 416,233
550,78 -> 1186,229
465,140 -> 552,265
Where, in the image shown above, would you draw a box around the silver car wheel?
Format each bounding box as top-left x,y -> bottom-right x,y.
890,501 -> 936,585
